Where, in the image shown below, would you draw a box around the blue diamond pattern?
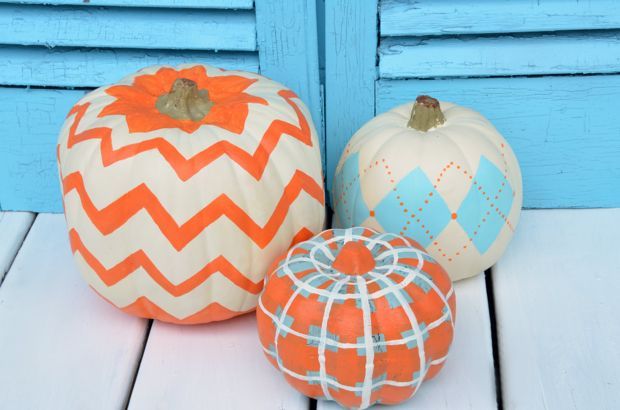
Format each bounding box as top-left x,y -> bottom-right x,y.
333,153 -> 369,227
375,167 -> 451,248
456,156 -> 514,254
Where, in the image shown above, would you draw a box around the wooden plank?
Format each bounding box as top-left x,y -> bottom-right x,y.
324,0 -> 377,193
0,4 -> 256,51
0,214 -> 149,408
380,33 -> 620,79
493,209 -> 620,409
128,313 -> 309,410
0,0 -> 253,8
380,0 -> 620,36
0,88 -> 85,212
0,46 -> 259,87
256,0 -> 325,171
0,211 -> 35,282
377,75 -> 620,208
318,274 -> 497,410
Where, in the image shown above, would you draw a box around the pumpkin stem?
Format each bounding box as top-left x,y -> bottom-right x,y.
407,95 -> 446,131
156,78 -> 213,121
332,241 -> 376,275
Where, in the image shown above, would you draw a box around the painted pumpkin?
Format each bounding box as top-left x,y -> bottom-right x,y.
257,227 -> 456,409
57,64 -> 325,324
333,95 -> 522,281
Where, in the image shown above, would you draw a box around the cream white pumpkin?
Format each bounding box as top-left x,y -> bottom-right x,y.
333,96 -> 522,281
57,64 -> 325,324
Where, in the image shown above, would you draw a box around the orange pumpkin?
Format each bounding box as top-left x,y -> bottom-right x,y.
257,227 -> 456,409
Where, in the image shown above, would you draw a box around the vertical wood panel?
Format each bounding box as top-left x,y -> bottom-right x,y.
324,0 -> 377,194
494,209 -> 620,409
256,0 -> 324,171
0,214 -> 148,409
128,314 -> 309,410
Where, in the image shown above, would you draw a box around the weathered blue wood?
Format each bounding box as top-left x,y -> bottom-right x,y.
380,0 -> 620,36
377,75 -> 620,208
0,0 -> 252,8
324,0 -> 377,193
0,4 -> 256,51
0,88 -> 85,212
256,0 -> 324,171
0,46 -> 259,87
380,32 -> 620,79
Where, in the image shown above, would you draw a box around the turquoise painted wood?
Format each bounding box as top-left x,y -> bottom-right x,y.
0,88 -> 86,212
380,32 -> 620,79
0,0 -> 253,8
377,75 -> 620,208
324,0 -> 377,192
0,46 -> 258,87
0,4 -> 256,51
380,0 -> 620,36
325,0 -> 620,208
0,0 -> 323,212
256,0 -> 324,169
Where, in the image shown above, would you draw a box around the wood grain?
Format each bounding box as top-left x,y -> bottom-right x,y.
0,214 -> 149,409
256,0 -> 324,170
324,0 -> 377,193
377,75 -> 620,208
128,313 -> 309,410
493,209 -> 620,409
0,88 -> 85,212
318,274 -> 497,409
0,46 -> 259,87
380,0 -> 620,36
0,4 -> 256,51
0,0 -> 253,8
380,32 -> 620,79
0,211 -> 34,282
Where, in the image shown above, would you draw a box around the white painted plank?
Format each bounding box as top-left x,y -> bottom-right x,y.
0,214 -> 148,409
318,274 -> 497,410
0,211 -> 34,282
128,313 -> 309,410
494,209 -> 620,410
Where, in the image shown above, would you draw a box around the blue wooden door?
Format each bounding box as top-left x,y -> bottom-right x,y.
325,0 -> 620,208
0,0 -> 322,212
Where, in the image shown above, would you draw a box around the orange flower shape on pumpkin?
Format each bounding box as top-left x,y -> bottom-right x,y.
99,66 -> 268,134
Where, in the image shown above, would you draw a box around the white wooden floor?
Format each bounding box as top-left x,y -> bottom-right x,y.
0,209 -> 618,410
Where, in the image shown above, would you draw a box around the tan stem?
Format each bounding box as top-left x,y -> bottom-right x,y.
155,78 -> 213,121
407,95 -> 446,132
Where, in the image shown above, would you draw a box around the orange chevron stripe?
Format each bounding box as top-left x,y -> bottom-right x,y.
92,287 -> 253,324
290,227 -> 314,247
62,170 -> 324,250
69,228 -> 264,296
64,90 -> 313,181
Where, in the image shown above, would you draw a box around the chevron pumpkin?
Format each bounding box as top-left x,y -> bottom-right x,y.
257,227 -> 456,409
333,95 -> 522,281
57,64 -> 325,324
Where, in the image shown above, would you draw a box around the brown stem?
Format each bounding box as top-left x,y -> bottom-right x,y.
155,78 -> 213,121
407,95 -> 446,132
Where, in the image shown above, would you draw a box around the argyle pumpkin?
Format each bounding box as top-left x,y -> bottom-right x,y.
257,227 -> 456,409
333,95 -> 522,281
57,64 -> 325,324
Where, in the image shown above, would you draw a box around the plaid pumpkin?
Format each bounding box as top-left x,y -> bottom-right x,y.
257,227 -> 456,409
